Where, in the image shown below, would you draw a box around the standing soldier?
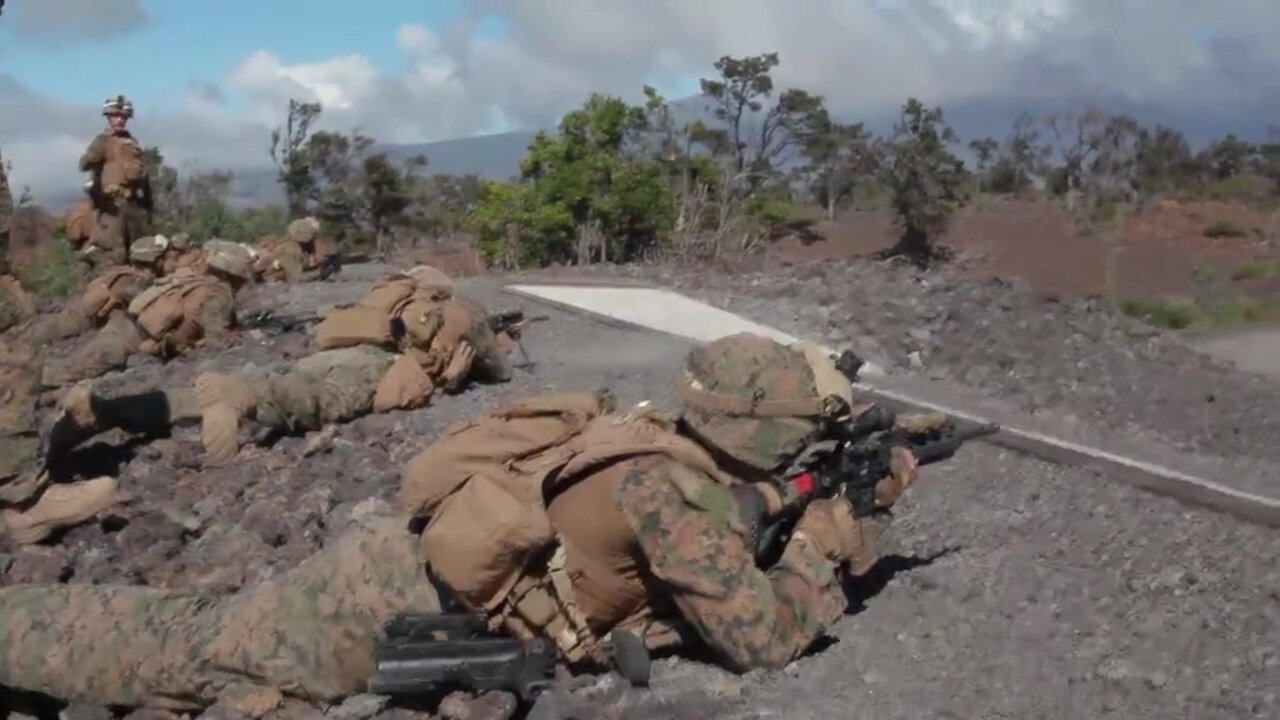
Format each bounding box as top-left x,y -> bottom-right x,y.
78,95 -> 153,270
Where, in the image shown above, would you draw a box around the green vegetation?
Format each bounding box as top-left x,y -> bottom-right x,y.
1202,218 -> 1249,238
17,229 -> 78,298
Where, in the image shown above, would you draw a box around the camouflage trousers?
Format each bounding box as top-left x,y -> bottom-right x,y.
0,337 -> 44,506
251,346 -> 398,432
0,505 -> 440,710
89,199 -> 150,265
43,313 -> 142,387
29,304 -> 94,345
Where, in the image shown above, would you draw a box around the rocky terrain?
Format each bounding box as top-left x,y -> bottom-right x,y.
2,262 -> 1278,720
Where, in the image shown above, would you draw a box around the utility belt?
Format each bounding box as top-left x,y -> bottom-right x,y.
425,542 -> 605,666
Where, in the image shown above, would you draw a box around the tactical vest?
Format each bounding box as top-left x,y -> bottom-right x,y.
99,134 -> 147,191
126,269 -> 220,344
80,266 -> 151,321
400,391 -> 738,665
313,276 -> 459,374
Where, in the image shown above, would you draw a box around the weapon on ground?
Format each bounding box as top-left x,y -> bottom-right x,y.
746,350 -> 1000,567
487,309 -> 549,369
238,309 -> 320,334
367,611 -> 556,704
316,251 -> 372,280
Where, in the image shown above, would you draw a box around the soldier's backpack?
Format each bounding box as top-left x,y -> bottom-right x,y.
399,390 -> 734,663
126,268 -> 201,338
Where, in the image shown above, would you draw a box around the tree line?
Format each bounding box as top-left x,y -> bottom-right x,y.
115,52 -> 1280,268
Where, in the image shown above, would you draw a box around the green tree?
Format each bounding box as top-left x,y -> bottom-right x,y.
877,98 -> 968,266
802,113 -> 878,220
269,99 -> 322,218
467,93 -> 674,268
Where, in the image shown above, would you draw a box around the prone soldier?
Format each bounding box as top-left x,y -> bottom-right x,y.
0,333 -> 957,713
31,234 -> 204,344
41,240 -> 253,388
252,216 -> 336,283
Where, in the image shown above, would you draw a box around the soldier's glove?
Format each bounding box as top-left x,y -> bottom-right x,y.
873,446 -> 919,509
440,340 -> 475,392
792,497 -> 883,576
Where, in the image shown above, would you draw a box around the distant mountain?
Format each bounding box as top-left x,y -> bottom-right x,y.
51,92 -> 1280,210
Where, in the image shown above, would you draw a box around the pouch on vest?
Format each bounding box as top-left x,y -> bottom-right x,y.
360,277 -> 419,315
399,391 -> 615,516
127,273 -> 188,338
313,305 -> 396,350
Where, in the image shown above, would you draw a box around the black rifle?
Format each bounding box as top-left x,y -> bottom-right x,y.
747,351 -> 1000,566
239,309 -> 320,334
367,611 -> 556,704
487,309 -> 549,368
316,251 -> 372,281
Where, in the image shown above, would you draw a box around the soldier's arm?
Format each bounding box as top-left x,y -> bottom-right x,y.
78,133 -> 108,171
194,288 -> 236,342
617,458 -> 847,672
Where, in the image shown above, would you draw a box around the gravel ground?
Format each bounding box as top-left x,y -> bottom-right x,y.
3,269 -> 1277,720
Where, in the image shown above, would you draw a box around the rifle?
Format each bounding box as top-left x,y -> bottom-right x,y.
747,351 -> 1000,567
239,309 -> 320,334
316,251 -> 372,280
487,309 -> 549,368
367,611 -> 556,704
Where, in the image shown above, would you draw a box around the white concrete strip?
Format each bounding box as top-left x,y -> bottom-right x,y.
505,283 -> 1280,527
505,284 -> 886,377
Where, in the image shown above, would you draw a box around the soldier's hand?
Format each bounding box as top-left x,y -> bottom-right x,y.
874,446 -> 919,508
792,497 -> 880,574
103,183 -> 122,197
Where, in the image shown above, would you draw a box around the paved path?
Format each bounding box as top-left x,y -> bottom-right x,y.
1184,322 -> 1280,379
504,282 -> 1280,527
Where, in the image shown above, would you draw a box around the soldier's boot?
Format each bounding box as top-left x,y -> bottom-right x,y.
0,476 -> 117,545
47,383 -> 203,452
194,371 -> 260,467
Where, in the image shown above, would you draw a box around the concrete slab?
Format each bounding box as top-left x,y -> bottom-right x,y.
505,284 -> 888,377
505,283 -> 1280,528
1184,323 -> 1280,379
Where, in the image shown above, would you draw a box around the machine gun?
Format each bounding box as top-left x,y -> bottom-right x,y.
487,309 -> 549,369
747,350 -> 1000,566
367,612 -> 556,704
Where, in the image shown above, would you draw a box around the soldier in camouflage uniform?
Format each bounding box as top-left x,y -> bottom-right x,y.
30,234 -> 204,344
78,95 -> 153,269
183,264 -> 508,465
0,332 -> 932,712
252,216 -> 337,283
41,240 -> 252,388
2,296 -> 202,545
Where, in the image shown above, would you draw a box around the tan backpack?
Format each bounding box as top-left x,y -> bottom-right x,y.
80,267 -> 149,320
126,269 -> 201,339
401,390 -> 734,663
312,276 -> 419,350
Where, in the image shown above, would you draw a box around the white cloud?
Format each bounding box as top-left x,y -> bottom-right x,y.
4,0 -> 1279,207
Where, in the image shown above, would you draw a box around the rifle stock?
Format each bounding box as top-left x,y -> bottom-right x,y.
366,612 -> 556,703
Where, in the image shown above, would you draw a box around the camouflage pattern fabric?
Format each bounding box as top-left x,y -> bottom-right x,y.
0,328 -> 46,505
44,312 -> 143,387
679,332 -> 831,471
0,502 -> 441,710
255,345 -> 399,431
614,454 -> 846,671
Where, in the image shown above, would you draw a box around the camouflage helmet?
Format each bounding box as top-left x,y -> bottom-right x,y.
286,217 -> 321,245
128,235 -> 171,265
102,95 -> 134,118
202,239 -> 253,280
169,233 -> 192,250
679,333 -> 855,472
404,265 -> 453,294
